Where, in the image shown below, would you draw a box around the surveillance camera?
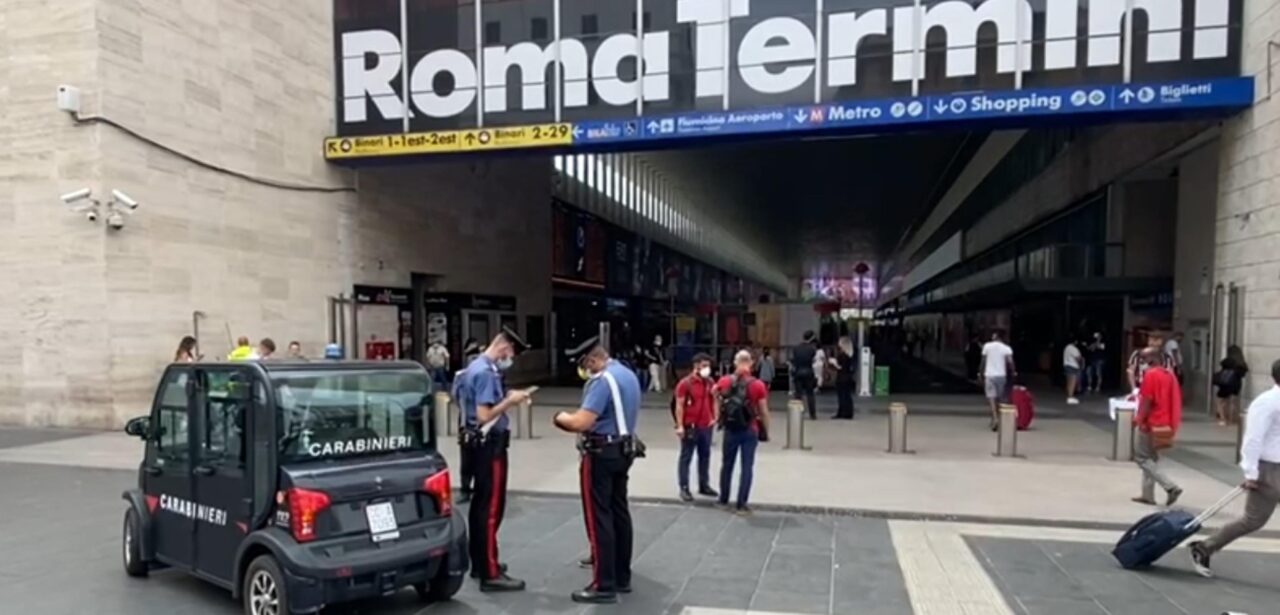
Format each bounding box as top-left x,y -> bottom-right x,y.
111,189 -> 139,210
61,188 -> 92,204
85,209 -> 99,222
106,212 -> 125,230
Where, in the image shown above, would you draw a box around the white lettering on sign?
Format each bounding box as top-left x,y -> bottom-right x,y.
306,436 -> 415,457
159,494 -> 229,527
340,0 -> 1233,124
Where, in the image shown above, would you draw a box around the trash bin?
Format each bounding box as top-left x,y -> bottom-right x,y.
874,366 -> 890,396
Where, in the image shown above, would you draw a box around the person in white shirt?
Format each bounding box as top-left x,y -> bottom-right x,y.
1189,358 -> 1280,578
425,341 -> 450,388
979,331 -> 1016,431
812,346 -> 828,390
1164,332 -> 1184,382
1063,339 -> 1083,405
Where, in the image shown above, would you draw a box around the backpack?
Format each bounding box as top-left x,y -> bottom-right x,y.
720,376 -> 755,432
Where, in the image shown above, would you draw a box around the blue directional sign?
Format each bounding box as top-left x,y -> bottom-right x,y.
569,76 -> 1254,148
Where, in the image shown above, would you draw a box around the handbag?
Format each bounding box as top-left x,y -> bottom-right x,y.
1150,425 -> 1176,450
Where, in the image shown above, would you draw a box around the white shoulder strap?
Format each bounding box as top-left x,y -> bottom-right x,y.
601,370 -> 630,437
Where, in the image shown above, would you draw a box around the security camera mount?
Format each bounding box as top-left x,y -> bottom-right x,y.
58,186 -> 140,231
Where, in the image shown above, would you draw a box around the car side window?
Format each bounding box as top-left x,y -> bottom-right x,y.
201,370 -> 248,470
154,370 -> 191,467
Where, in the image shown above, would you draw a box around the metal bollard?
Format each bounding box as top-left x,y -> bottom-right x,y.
785,400 -> 810,450
887,403 -> 910,454
995,404 -> 1019,457
514,399 -> 535,440
1111,408 -> 1135,461
1236,410 -> 1248,465
433,392 -> 451,443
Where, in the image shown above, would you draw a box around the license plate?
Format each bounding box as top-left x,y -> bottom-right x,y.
365,502 -> 400,543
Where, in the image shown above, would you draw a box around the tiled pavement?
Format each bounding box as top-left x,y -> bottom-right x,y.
4,461 -> 1280,615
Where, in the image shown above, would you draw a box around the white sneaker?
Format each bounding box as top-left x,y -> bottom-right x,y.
1067,398 -> 1080,405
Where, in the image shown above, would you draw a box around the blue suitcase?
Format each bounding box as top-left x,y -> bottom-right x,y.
1112,487 -> 1243,569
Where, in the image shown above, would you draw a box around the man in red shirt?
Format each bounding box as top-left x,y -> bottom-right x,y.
715,350 -> 771,515
1133,347 -> 1184,506
674,353 -> 719,502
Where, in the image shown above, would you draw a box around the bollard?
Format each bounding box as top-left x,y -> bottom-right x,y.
1236,410 -> 1248,465
785,400 -> 810,450
1111,408 -> 1135,461
514,399 -> 534,440
995,404 -> 1019,457
887,402 -> 910,454
433,391 -> 451,443
447,397 -> 458,437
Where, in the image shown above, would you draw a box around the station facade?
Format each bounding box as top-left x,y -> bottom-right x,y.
1,0 -> 1279,427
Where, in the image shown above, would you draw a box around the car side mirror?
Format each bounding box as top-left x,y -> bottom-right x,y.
124,416 -> 151,440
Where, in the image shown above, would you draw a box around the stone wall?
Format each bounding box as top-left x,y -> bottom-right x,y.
1215,0 -> 1280,397
0,0 -> 552,428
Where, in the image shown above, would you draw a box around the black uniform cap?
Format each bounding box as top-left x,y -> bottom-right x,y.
565,336 -> 603,365
500,325 -> 529,354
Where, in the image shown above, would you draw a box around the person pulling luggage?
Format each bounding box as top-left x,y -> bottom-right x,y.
455,327 -> 532,592
1131,347 -> 1183,507
1189,358 -> 1280,577
554,339 -> 644,604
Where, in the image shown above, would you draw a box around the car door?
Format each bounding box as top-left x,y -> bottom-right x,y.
145,367 -> 196,569
191,366 -> 255,584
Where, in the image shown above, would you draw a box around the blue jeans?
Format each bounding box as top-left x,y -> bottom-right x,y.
677,426 -> 713,491
719,429 -> 759,508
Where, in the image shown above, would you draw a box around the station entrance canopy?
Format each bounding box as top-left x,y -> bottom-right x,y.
325,0 -> 1251,161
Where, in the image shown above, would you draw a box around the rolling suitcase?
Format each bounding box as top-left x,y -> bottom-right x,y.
1011,385 -> 1034,430
1112,487 -> 1244,569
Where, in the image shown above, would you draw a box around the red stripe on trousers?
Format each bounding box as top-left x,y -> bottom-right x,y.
580,455 -> 600,590
487,457 -> 504,578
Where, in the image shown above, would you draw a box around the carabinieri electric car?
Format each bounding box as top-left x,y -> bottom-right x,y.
120,360 -> 468,614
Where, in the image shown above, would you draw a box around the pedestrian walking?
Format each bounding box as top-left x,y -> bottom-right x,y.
1063,337 -> 1083,405
716,350 -> 771,515
425,340 -> 450,387
174,336 -> 198,363
1127,331 -> 1169,392
1085,332 -> 1106,393
674,353 -> 718,502
965,335 -> 982,383
1189,358 -> 1280,578
1131,348 -> 1184,507
1165,331 -> 1185,385
648,335 -> 666,393
1214,345 -> 1249,426
833,336 -> 856,419
455,327 -> 531,592
757,348 -> 776,389
812,345 -> 827,391
790,331 -> 819,420
979,331 -> 1016,430
553,340 -> 643,604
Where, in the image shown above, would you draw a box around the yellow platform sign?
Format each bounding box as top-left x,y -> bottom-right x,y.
325,123 -> 572,159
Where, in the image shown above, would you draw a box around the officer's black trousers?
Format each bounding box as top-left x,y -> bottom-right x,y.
467,438 -> 509,580
580,446 -> 633,592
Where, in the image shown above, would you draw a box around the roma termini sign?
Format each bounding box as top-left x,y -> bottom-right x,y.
328,0 -> 1246,159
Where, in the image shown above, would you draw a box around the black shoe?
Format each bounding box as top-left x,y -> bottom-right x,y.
679,489 -> 694,502
578,556 -> 593,568
457,491 -> 472,504
572,587 -> 619,604
735,505 -> 753,517
1188,541 -> 1214,578
1166,487 -> 1183,507
617,584 -> 633,594
698,486 -> 718,498
470,563 -> 508,579
479,574 -> 526,592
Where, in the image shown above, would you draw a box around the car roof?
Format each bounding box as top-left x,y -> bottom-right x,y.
169,360 -> 425,374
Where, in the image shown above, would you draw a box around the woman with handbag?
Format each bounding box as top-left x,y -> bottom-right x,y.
1214,345 -> 1249,426
1131,348 -> 1184,507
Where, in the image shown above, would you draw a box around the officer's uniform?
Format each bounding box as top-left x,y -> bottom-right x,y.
451,368 -> 474,498
578,359 -> 642,593
455,355 -> 511,581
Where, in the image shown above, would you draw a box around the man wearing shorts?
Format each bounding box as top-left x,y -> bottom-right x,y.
980,331 -> 1016,431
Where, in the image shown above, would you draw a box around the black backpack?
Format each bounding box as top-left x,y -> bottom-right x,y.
720,376 -> 754,432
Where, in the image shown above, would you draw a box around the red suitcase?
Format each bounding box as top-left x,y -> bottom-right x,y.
1011,386 -> 1035,430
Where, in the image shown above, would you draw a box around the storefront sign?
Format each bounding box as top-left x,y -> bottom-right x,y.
423,292 -> 517,313
353,285 -> 412,306
329,0 -> 1245,159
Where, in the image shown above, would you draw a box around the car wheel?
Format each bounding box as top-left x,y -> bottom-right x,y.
243,555 -> 290,615
415,560 -> 464,602
123,508 -> 148,577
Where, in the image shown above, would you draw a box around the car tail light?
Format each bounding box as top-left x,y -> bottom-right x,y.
422,470 -> 452,517
285,487 -> 331,543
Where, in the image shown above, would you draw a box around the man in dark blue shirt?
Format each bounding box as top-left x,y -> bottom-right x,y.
554,340 -> 642,604
455,327 -> 531,592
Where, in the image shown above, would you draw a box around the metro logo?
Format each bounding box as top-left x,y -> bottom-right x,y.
338,0 -> 1234,126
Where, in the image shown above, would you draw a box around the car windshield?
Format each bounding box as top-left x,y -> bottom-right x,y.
273,369 -> 432,463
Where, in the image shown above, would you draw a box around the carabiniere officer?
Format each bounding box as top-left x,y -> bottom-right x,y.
455,327 -> 531,592
554,339 -> 644,604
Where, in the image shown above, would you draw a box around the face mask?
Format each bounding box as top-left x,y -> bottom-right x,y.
698,367 -> 711,378
577,366 -> 590,381
497,357 -> 514,371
